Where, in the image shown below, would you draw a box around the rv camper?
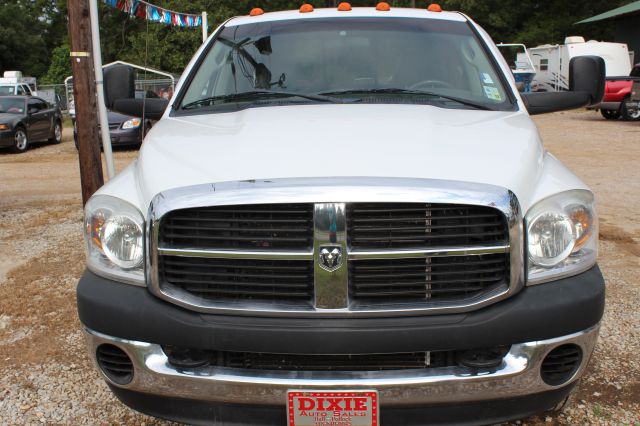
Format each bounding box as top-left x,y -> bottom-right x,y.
529,36 -> 631,92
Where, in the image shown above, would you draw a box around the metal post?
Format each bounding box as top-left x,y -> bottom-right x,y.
89,0 -> 116,179
202,12 -> 208,43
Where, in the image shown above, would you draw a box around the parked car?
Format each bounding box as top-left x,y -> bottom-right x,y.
78,5 -> 606,425
598,63 -> 640,120
0,96 -> 62,153
73,110 -> 151,149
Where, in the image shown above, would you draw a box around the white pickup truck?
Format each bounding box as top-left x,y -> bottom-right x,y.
77,4 -> 606,425
0,71 -> 37,96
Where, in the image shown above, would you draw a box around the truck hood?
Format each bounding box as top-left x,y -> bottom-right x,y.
136,104 -> 543,208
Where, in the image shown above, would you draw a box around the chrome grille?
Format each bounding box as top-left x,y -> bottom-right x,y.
149,179 -> 523,317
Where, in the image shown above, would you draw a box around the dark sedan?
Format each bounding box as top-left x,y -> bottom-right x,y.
0,96 -> 63,153
73,110 -> 150,149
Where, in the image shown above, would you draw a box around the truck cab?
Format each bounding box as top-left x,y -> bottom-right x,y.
77,5 -> 606,425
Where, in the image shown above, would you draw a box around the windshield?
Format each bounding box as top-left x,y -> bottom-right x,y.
0,98 -> 25,114
0,86 -> 16,96
180,17 -> 512,113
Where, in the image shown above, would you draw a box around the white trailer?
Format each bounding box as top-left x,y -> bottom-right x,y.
529,36 -> 631,91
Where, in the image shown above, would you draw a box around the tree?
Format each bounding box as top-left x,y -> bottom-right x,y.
3,0 -> 634,83
0,1 -> 50,77
41,41 -> 72,84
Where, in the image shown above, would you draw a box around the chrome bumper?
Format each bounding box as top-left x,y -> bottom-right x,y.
84,325 -> 599,406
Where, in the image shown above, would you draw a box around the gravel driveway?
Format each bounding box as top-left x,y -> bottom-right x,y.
0,111 -> 638,425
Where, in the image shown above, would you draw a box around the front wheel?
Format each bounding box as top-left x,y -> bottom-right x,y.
621,101 -> 640,121
49,121 -> 63,144
600,109 -> 620,120
12,128 -> 29,153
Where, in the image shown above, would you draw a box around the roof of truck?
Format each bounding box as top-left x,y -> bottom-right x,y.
226,7 -> 467,27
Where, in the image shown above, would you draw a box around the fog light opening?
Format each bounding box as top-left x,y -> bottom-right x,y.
541,344 -> 583,386
96,344 -> 134,385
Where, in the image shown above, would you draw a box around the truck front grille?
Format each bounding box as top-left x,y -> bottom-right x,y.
151,182 -> 521,316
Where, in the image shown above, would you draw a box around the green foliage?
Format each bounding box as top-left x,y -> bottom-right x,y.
40,41 -> 72,85
0,1 -> 50,77
0,0 -> 634,83
440,0 -> 631,47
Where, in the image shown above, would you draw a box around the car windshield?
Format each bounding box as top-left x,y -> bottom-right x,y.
0,98 -> 25,114
180,17 -> 512,112
0,86 -> 16,96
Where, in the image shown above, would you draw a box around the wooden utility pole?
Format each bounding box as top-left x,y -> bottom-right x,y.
68,0 -> 104,205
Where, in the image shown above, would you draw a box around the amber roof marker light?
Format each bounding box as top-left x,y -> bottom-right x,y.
427,3 -> 442,12
376,2 -> 391,11
299,3 -> 314,13
337,2 -> 352,11
249,7 -> 264,16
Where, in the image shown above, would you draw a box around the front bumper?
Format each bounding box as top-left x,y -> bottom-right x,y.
0,129 -> 15,148
86,325 -> 598,406
108,127 -> 142,146
78,266 -> 605,424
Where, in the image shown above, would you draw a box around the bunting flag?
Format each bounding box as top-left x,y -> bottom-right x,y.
103,0 -> 203,28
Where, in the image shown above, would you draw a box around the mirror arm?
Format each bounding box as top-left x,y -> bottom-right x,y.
522,91 -> 591,115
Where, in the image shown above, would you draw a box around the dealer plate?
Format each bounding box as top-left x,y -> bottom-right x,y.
287,390 -> 379,426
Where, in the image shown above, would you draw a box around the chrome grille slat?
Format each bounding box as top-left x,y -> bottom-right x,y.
160,255 -> 314,302
350,253 -> 509,302
159,203 -> 314,251
347,202 -> 508,250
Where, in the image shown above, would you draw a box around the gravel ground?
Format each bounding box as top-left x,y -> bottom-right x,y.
0,111 -> 638,425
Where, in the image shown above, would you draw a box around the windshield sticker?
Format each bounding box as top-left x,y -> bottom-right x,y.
481,73 -> 494,84
483,85 -> 502,101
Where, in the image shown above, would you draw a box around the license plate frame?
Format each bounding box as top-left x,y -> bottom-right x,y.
287,390 -> 379,426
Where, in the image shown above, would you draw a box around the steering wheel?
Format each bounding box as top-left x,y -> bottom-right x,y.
408,80 -> 454,91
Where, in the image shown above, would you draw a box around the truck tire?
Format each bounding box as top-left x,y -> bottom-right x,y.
11,127 -> 29,153
620,101 -> 640,121
600,109 -> 620,120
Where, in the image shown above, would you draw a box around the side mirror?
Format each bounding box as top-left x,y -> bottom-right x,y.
103,64 -> 169,120
103,64 -> 135,109
522,56 -> 605,115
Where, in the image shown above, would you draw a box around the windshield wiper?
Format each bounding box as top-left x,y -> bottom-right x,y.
182,90 -> 349,110
320,88 -> 496,111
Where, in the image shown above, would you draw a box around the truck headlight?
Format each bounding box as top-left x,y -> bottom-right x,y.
84,195 -> 145,285
122,118 -> 141,129
526,190 -> 597,285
